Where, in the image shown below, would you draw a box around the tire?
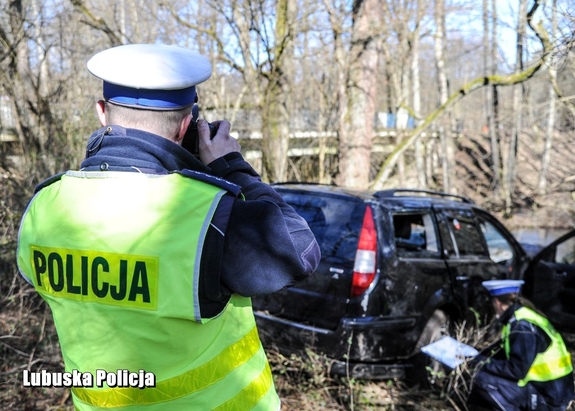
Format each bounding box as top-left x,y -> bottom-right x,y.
406,309 -> 451,389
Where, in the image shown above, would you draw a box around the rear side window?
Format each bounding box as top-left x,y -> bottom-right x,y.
448,216 -> 487,257
556,236 -> 575,264
278,191 -> 364,261
393,212 -> 439,257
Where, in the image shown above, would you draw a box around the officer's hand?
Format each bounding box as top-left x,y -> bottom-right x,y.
197,119 -> 241,165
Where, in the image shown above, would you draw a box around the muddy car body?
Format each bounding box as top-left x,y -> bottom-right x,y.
253,185 -> 529,380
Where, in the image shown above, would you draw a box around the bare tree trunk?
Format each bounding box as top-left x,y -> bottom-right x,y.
538,0 -> 558,195
316,73 -> 329,184
261,0 -> 294,182
119,0 -> 128,44
489,0 -> 502,198
434,0 -> 452,192
32,0 -> 49,97
396,38 -> 410,187
483,0 -> 489,131
335,0 -> 380,189
413,0 -> 425,188
504,0 -> 527,215
484,0 -> 501,197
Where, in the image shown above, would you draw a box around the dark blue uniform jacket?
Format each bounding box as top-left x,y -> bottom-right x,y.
470,304 -> 574,409
63,125 -> 320,318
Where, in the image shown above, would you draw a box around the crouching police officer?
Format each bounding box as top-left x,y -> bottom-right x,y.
468,280 -> 574,411
17,44 -> 320,410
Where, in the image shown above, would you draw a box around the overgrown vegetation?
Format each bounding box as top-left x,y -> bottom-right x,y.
1,0 -> 574,408
1,139 -> 574,409
2,238 -> 574,411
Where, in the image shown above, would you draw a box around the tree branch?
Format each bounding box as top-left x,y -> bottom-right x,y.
370,0 -> 549,190
163,3 -> 247,76
69,0 -> 122,46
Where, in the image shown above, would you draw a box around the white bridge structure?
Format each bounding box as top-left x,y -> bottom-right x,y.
1,97 -> 438,167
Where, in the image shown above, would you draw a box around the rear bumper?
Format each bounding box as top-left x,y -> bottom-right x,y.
254,311 -> 420,380
329,360 -> 409,380
255,310 -> 416,333
341,316 -> 416,331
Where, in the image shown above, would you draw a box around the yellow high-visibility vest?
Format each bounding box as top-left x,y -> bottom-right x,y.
502,306 -> 573,387
17,170 -> 280,410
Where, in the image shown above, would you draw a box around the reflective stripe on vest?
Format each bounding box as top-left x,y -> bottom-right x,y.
72,326 -> 272,408
17,171 -> 280,410
503,307 -> 573,387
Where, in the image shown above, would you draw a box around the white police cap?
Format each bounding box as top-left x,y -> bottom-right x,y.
87,44 -> 212,110
482,280 -> 524,296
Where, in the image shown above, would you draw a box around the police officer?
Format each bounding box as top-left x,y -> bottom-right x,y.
468,280 -> 574,411
17,44 -> 320,410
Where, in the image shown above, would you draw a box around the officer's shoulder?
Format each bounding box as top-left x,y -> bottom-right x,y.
174,169 -> 241,197
34,172 -> 66,193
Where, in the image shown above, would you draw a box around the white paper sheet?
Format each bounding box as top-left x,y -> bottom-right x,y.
420,336 -> 479,369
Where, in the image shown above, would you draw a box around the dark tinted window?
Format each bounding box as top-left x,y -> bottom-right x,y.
448,216 -> 487,256
393,212 -> 439,257
279,191 -> 364,261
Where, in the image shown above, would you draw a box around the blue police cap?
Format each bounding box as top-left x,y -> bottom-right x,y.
87,44 -> 212,110
482,280 -> 524,296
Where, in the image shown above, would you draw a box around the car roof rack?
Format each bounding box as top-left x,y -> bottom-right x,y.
271,181 -> 336,186
374,189 -> 474,204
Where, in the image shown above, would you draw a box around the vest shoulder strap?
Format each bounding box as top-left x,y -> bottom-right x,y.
514,307 -> 550,331
175,169 -> 242,197
35,170 -> 242,197
34,172 -> 66,193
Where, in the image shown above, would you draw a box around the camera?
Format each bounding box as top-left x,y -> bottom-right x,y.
181,104 -> 217,156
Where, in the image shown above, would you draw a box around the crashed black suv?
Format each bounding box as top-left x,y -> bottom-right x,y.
253,185 -> 529,381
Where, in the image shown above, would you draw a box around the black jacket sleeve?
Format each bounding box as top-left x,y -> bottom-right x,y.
479,319 -> 549,380
207,152 -> 320,297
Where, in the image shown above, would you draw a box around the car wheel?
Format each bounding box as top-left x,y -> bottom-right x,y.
406,309 -> 451,389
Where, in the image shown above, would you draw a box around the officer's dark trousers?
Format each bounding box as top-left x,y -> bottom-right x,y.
468,371 -> 566,411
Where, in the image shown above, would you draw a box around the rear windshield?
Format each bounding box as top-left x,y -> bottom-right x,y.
278,191 -> 365,261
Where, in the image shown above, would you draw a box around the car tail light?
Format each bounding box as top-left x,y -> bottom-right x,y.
351,205 -> 377,298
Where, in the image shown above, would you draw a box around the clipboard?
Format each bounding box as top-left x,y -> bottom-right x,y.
420,336 -> 479,369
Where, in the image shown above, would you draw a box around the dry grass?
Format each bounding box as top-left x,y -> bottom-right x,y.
2,273 -> 573,411
0,275 -> 72,411
267,345 -> 460,411
0,267 -> 458,411
268,316 -> 575,411
0,270 -> 452,411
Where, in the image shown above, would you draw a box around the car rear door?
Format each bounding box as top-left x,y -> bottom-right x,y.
252,189 -> 365,331
433,206 -> 501,320
522,230 -> 575,331
384,208 -> 449,317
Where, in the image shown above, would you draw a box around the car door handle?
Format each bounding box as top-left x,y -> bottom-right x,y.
456,276 -> 469,281
330,267 -> 344,279
553,271 -> 568,278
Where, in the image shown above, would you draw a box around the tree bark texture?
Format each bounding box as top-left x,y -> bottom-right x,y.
335,0 -> 380,189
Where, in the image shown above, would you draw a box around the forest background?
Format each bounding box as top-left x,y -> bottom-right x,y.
0,0 -> 574,409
